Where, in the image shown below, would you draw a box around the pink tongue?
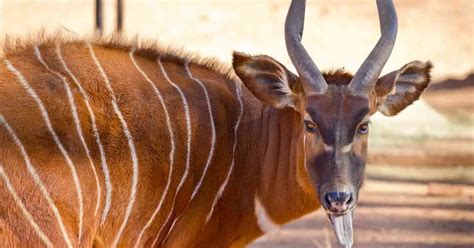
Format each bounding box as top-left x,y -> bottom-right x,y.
330,211 -> 353,248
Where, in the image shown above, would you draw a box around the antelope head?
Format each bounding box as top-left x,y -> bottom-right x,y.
232,0 -> 432,246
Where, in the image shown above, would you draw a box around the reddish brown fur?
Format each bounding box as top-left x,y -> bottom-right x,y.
232,49 -> 432,231
0,34 -> 432,247
0,36 -> 314,247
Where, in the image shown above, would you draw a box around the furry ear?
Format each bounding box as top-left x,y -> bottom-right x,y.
375,61 -> 433,116
232,51 -> 304,110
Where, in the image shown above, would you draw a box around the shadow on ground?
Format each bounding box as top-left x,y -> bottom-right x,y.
250,177 -> 474,248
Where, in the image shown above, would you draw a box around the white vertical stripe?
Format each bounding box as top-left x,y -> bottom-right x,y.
129,51 -> 178,247
161,62 -> 218,243
87,44 -> 139,248
0,163 -> 53,248
158,216 -> 178,246
56,44 -> 110,220
187,61 -> 216,200
35,46 -> 94,241
184,62 -> 216,200
0,115 -> 73,248
254,195 -> 279,233
184,62 -> 215,198
156,62 -> 224,245
157,64 -> 239,245
205,80 -> 244,222
148,57 -> 194,247
4,60 -> 77,247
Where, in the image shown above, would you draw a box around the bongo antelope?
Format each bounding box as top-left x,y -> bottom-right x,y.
0,0 -> 431,247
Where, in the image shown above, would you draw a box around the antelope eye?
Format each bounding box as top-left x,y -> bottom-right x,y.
357,122 -> 369,134
304,121 -> 318,133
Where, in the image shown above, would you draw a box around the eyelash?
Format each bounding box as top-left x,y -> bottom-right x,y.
304,120 -> 318,133
304,120 -> 369,135
357,121 -> 370,134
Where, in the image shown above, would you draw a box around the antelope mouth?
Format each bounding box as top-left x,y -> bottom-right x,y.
327,211 -> 354,248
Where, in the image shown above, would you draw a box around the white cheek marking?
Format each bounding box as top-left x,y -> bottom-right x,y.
0,163 -> 53,248
88,44 -> 139,248
341,143 -> 353,153
254,195 -> 279,233
0,115 -> 73,248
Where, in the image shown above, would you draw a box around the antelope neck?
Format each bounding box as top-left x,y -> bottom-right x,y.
241,104 -> 319,226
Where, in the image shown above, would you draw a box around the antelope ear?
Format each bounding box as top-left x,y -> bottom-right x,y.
375,60 -> 433,116
232,51 -> 304,111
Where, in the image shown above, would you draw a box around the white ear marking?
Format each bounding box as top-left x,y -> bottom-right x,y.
244,63 -> 292,96
274,68 -> 292,96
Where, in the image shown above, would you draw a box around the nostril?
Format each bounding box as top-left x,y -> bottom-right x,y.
346,193 -> 354,204
339,192 -> 352,205
325,192 -> 339,208
324,191 -> 354,213
326,192 -> 352,205
324,193 -> 332,208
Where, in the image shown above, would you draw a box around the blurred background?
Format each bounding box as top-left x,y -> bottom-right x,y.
1,0 -> 472,247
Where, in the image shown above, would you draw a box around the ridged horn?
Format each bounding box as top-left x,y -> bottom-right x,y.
349,0 -> 398,96
285,0 -> 328,95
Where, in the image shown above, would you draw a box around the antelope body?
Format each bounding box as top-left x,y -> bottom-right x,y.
0,0 -> 432,247
0,38 -> 316,247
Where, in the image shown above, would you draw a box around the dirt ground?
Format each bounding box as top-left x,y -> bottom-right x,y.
368,82 -> 474,168
250,178 -> 474,248
1,0 -> 473,247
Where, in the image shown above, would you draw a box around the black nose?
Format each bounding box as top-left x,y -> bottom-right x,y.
324,191 -> 353,213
